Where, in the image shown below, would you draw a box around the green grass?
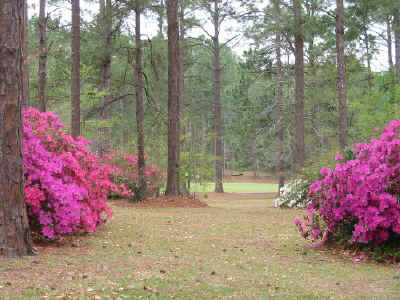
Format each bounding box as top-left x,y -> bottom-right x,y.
0,194 -> 399,299
191,182 -> 278,193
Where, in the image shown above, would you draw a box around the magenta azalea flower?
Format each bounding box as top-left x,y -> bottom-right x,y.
296,119 -> 400,246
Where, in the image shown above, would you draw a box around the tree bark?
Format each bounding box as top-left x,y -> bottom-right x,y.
0,0 -> 35,258
363,25 -> 372,89
166,0 -> 180,196
71,0 -> 81,139
274,0 -> 285,196
177,3 -> 186,194
294,0 -> 305,169
213,0 -> 224,193
98,0 -> 112,156
394,8 -> 400,82
135,4 -> 146,198
387,16 -> 394,71
23,0 -> 29,107
336,0 -> 347,151
39,0 -> 47,112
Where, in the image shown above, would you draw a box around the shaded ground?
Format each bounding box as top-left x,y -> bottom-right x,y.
113,195 -> 208,208
223,171 -> 277,184
0,191 -> 399,299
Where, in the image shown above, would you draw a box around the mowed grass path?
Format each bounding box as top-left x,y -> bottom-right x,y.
0,193 -> 399,299
191,182 -> 278,193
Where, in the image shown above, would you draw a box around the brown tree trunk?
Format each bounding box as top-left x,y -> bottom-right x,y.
363,27 -> 372,90
336,0 -> 347,151
294,0 -> 305,169
213,0 -> 224,193
274,0 -> 285,196
166,0 -> 180,196
71,0 -> 81,139
0,0 -> 35,258
394,8 -> 400,82
387,16 -> 394,71
23,0 -> 29,107
135,4 -> 146,198
176,4 -> 186,194
39,0 -> 47,112
98,0 -> 112,156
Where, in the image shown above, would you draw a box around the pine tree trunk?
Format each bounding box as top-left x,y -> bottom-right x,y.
0,0 -> 35,258
39,0 -> 47,112
135,4 -> 146,198
71,0 -> 81,139
363,27 -> 372,90
98,0 -> 112,156
177,4 -> 186,194
275,0 -> 285,196
294,0 -> 305,169
336,0 -> 347,151
166,0 -> 180,196
394,8 -> 400,82
214,0 -> 224,193
387,16 -> 394,71
23,0 -> 29,107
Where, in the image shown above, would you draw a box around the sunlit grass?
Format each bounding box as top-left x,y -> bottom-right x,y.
191,182 -> 278,193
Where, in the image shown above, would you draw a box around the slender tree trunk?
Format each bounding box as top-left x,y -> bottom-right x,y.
98,0 -> 112,156
294,0 -> 305,169
363,26 -> 372,90
274,0 -> 285,195
213,0 -> 224,193
336,0 -> 347,151
394,8 -> 400,82
177,4 -> 186,194
0,0 -> 35,258
23,0 -> 29,107
135,4 -> 146,198
166,0 -> 180,196
71,0 -> 81,139
387,17 -> 394,71
39,0 -> 47,112
157,0 -> 164,37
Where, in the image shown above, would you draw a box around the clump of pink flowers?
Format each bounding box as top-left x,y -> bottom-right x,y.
23,108 -> 129,239
296,120 -> 400,246
102,151 -> 165,199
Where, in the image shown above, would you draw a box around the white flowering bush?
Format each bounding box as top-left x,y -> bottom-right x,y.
274,179 -> 310,208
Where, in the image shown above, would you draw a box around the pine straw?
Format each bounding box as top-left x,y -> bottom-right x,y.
112,195 -> 208,208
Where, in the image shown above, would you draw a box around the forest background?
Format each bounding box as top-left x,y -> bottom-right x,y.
26,0 -> 400,191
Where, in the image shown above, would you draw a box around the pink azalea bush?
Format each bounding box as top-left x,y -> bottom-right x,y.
296,120 -> 400,246
102,151 -> 165,200
23,108 -> 129,239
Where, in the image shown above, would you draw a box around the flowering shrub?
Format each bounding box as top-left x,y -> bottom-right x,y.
296,120 -> 400,247
23,108 -> 126,239
102,151 -> 165,201
275,179 -> 310,208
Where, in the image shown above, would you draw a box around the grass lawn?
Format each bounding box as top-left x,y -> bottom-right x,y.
0,193 -> 399,299
191,182 -> 278,193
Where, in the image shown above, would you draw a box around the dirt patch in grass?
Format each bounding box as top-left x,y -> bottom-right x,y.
112,195 -> 208,208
